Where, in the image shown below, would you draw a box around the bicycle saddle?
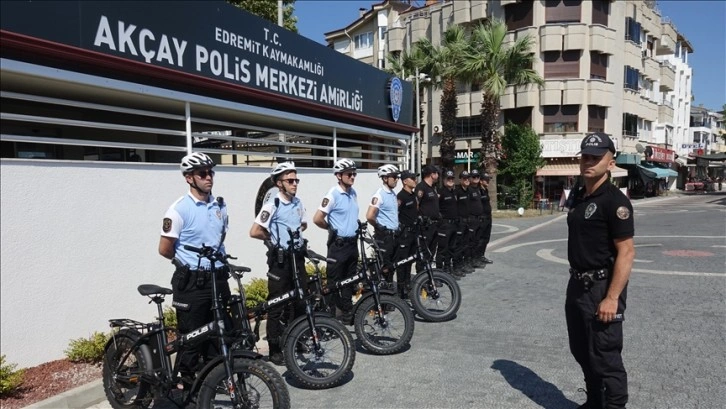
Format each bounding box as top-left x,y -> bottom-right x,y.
306,249 -> 327,263
137,284 -> 172,296
229,264 -> 251,279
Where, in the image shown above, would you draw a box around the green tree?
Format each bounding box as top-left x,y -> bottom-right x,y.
227,0 -> 298,32
461,18 -> 543,209
499,122 -> 546,207
415,24 -> 469,170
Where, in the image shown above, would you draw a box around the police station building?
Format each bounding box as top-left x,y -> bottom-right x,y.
0,1 -> 415,367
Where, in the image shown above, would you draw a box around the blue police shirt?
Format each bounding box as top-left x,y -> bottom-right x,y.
254,193 -> 307,250
319,185 -> 359,237
161,192 -> 228,269
370,186 -> 399,230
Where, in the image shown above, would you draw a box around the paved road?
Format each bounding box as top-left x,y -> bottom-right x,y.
88,193 -> 726,409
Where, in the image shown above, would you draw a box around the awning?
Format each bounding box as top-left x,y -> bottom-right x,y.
536,159 -> 628,177
637,163 -> 678,178
536,159 -> 579,176
674,157 -> 688,166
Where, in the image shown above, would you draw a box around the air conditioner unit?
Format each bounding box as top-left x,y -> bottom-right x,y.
641,50 -> 648,58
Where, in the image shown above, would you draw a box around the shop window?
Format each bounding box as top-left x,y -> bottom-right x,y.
543,105 -> 579,133
590,51 -> 608,80
504,1 -> 533,31
545,0 -> 582,24
587,105 -> 606,133
544,50 -> 581,79
623,66 -> 639,90
592,0 -> 609,26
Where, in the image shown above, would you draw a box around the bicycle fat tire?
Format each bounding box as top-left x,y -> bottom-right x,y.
284,316 -> 355,389
354,295 -> 414,355
197,358 -> 290,409
410,269 -> 461,322
102,331 -> 153,409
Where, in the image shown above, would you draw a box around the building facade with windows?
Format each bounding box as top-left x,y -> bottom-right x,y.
325,0 -> 695,197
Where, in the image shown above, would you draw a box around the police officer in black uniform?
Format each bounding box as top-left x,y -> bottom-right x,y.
394,170 -> 419,299
565,133 -> 635,409
453,171 -> 473,272
437,170 -> 462,278
466,171 -> 485,267
415,165 -> 441,261
473,169 -> 494,264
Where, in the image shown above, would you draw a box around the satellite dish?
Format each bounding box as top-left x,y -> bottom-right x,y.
517,207 -> 525,216
635,144 -> 645,153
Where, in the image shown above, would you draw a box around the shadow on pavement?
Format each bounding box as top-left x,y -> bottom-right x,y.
491,359 -> 579,409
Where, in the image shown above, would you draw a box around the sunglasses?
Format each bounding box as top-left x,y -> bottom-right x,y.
343,172 -> 357,177
282,178 -> 300,184
194,170 -> 215,178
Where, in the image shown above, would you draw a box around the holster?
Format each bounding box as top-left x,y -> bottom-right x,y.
172,264 -> 191,292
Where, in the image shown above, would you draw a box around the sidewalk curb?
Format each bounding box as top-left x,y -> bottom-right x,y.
22,379 -> 105,409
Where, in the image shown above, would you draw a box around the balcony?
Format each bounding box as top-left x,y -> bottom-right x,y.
643,55 -> 659,80
623,88 -> 640,108
623,41 -> 642,69
562,79 -> 586,105
540,80 -> 562,105
658,103 -> 674,123
386,27 -> 404,53
453,0 -> 486,25
587,80 -> 614,107
659,61 -> 675,91
656,21 -> 677,55
639,4 -> 661,34
504,27 -> 538,48
539,24 -> 587,52
589,25 -> 616,54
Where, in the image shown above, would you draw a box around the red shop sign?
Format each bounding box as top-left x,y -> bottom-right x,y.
645,146 -> 675,163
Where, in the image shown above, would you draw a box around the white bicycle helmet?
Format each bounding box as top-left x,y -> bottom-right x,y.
270,161 -> 296,182
333,158 -> 357,174
180,152 -> 215,174
377,164 -> 400,178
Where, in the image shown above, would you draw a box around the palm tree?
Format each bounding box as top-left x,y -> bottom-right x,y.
415,24 -> 469,170
461,18 -> 543,210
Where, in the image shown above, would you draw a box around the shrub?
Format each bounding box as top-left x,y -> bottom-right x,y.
163,305 -> 177,328
243,278 -> 268,310
64,332 -> 108,363
0,355 -> 25,397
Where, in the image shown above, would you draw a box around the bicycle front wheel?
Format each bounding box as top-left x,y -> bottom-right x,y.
410,269 -> 461,322
354,295 -> 414,355
197,358 -> 290,409
284,316 -> 355,389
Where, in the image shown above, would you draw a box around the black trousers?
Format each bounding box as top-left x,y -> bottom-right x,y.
265,252 -> 308,354
393,228 -> 416,289
373,231 -> 397,282
326,240 -> 359,315
172,273 -> 231,376
435,220 -> 457,267
466,217 -> 481,259
479,215 -> 492,255
420,220 -> 439,265
565,277 -> 628,409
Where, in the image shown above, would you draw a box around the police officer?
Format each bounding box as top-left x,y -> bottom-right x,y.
366,164 -> 400,286
565,133 -> 635,409
415,165 -> 441,261
453,171 -> 474,272
437,170 -> 461,278
473,169 -> 494,264
249,162 -> 308,366
393,170 -> 418,299
159,152 -> 230,384
313,158 -> 360,323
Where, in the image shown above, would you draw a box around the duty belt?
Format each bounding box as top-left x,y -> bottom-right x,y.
334,236 -> 357,245
399,225 -> 415,232
375,228 -> 397,236
569,268 -> 609,281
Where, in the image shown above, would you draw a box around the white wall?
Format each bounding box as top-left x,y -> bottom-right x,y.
0,159 -> 381,367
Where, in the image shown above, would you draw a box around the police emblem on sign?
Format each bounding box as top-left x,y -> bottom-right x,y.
584,203 -> 597,219
162,218 -> 172,233
387,77 -> 403,123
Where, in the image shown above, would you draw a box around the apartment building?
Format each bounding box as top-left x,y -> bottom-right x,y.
689,105 -> 726,155
325,0 -> 694,197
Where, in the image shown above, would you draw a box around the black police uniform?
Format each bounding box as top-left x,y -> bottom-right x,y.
394,187 -> 418,298
565,180 -> 633,409
467,184 -> 484,260
453,183 -> 471,264
437,179 -> 458,272
478,184 -> 493,259
414,180 -> 440,258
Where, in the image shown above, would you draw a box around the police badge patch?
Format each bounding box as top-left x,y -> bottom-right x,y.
616,206 -> 630,220
162,218 -> 172,233
371,197 -> 378,205
321,198 -> 329,207
417,190 -> 424,199
584,203 -> 597,219
260,211 -> 270,222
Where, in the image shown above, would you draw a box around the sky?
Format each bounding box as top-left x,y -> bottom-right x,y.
293,0 -> 726,111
